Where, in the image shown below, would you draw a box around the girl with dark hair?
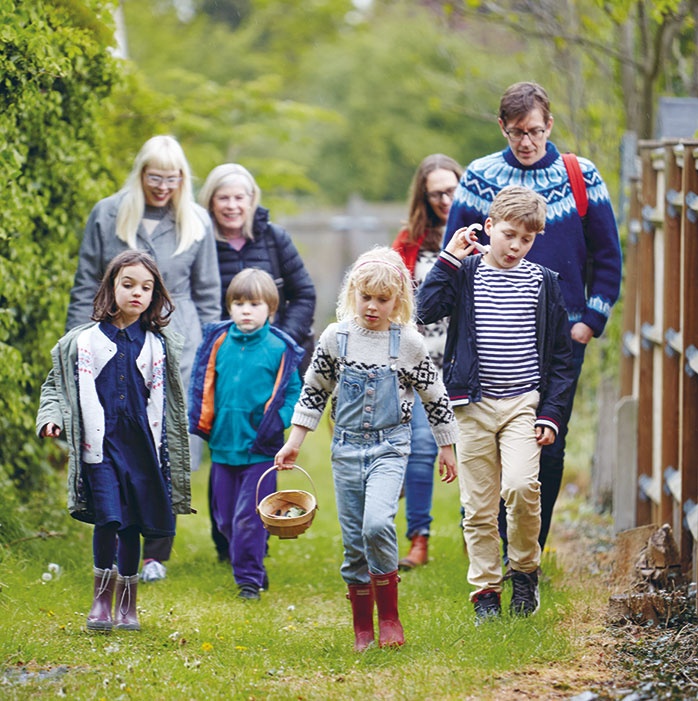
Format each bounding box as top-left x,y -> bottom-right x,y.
37,250 -> 191,633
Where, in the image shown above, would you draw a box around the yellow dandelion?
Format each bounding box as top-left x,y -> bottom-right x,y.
201,642 -> 213,652
235,645 -> 248,651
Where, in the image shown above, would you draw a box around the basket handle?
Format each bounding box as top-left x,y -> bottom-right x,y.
255,464 -> 318,510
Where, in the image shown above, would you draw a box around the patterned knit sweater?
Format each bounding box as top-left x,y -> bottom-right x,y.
445,142 -> 622,337
291,320 -> 458,447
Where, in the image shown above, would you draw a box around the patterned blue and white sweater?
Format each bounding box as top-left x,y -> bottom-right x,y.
445,142 -> 622,337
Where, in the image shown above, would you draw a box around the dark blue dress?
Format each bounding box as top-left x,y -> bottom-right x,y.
82,321 -> 175,538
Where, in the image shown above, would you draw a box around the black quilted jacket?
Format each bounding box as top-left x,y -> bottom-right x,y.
216,206 -> 316,346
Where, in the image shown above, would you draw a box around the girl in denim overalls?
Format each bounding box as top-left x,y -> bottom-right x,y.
275,247 -> 458,651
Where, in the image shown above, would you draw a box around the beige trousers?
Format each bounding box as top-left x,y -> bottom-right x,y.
455,390 -> 542,599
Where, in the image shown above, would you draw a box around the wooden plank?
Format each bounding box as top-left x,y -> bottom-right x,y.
620,181 -> 640,398
660,142 -> 683,526
636,146 -> 658,524
614,396 -> 638,533
680,142 -> 698,574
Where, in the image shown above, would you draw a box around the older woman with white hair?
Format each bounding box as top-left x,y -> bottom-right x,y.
66,135 -> 221,582
198,163 -> 316,563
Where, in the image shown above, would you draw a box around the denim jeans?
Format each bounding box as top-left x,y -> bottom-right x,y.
332,424 -> 411,584
403,394 -> 437,538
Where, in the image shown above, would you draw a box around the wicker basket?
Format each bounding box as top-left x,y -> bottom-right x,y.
256,465 -> 318,539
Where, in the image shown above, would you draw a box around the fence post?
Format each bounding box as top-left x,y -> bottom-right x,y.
680,142 -> 698,584
661,142 -> 684,532
636,142 -> 664,525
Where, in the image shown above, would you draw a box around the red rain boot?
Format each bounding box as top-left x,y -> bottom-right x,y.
86,566 -> 117,631
370,570 -> 404,647
114,573 -> 140,631
346,584 -> 375,652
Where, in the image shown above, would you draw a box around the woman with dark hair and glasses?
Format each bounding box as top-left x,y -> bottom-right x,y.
391,153 -> 463,571
66,135 -> 221,583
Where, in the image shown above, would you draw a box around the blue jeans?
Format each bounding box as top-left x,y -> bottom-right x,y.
403,394 -> 437,538
332,424 -> 411,584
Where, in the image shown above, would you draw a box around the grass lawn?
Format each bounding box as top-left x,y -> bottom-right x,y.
0,424 -> 618,700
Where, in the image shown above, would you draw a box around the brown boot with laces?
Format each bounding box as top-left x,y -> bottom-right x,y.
397,534 -> 428,571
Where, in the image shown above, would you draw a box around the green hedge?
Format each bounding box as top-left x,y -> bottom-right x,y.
0,0 -> 125,544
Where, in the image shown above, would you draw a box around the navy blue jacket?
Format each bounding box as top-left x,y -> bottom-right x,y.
216,206 -> 316,346
417,253 -> 575,431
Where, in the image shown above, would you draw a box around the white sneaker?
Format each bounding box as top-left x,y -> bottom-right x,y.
140,560 -> 167,582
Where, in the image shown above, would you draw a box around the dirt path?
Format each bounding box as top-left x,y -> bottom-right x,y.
491,499 -> 636,700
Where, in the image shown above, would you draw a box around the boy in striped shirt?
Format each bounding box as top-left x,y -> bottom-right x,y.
417,185 -> 575,622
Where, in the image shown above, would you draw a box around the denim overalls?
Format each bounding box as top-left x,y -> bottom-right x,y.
331,321 -> 412,584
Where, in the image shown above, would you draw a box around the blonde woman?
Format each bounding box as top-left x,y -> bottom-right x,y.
275,247 -> 458,651
66,135 -> 220,581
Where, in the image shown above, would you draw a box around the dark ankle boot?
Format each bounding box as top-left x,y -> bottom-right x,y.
114,574 -> 140,631
397,535 -> 428,571
86,566 -> 117,631
370,570 -> 404,647
346,583 -> 375,652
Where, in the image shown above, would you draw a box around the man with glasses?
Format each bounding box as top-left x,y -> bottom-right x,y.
444,81 -> 622,560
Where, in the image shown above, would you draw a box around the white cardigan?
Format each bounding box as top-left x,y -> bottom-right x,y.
77,325 -> 165,464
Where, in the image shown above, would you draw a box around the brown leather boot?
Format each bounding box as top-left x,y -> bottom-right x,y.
397,534 -> 428,571
370,570 -> 404,647
346,584 -> 375,651
86,566 -> 117,631
114,574 -> 140,631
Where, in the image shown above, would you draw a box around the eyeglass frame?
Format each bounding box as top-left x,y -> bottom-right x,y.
502,126 -> 548,143
426,187 -> 457,203
143,173 -> 183,188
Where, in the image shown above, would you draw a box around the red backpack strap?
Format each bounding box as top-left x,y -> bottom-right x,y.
561,152 -> 588,218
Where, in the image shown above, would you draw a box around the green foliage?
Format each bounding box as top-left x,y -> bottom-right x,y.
0,0 -> 118,503
123,0 -> 506,204
290,1 -> 511,202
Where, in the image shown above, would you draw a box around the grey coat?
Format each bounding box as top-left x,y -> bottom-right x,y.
36,323 -> 192,521
65,192 -> 221,388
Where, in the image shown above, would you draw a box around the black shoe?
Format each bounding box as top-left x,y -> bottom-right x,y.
472,589 -> 501,624
507,569 -> 540,616
259,572 -> 269,592
238,584 -> 261,600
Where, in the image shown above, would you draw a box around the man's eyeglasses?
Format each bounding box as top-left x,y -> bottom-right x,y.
504,127 -> 547,143
144,174 -> 182,188
427,187 -> 457,203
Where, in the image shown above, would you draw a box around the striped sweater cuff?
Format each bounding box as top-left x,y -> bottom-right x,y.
535,416 -> 559,435
438,250 -> 462,269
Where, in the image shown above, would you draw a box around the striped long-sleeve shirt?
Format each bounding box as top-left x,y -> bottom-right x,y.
474,258 -> 543,399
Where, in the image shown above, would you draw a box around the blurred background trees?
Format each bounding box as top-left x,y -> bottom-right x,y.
1,0 -> 696,544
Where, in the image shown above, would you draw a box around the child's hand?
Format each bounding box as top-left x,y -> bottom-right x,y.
274,425 -> 309,469
274,442 -> 299,470
40,422 -> 61,439
535,425 -> 556,446
445,224 -> 481,260
437,445 -> 457,483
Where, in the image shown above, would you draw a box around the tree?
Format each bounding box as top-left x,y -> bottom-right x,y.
433,0 -> 697,139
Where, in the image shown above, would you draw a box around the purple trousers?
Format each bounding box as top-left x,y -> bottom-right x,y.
210,460 -> 276,589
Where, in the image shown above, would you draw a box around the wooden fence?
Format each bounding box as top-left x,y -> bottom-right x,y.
616,139 -> 698,584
